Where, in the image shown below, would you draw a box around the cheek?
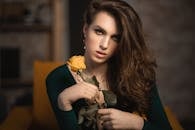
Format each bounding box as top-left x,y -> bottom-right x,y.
85,33 -> 99,47
110,44 -> 118,54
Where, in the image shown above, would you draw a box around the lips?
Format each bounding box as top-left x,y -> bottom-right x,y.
95,51 -> 107,58
96,51 -> 106,55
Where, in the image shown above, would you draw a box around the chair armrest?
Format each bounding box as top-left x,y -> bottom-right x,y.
0,106 -> 32,130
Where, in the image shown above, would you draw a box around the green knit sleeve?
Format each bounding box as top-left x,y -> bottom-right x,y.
46,64 -> 79,130
143,85 -> 172,130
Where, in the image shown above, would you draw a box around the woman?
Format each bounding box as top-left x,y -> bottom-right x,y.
46,0 -> 172,130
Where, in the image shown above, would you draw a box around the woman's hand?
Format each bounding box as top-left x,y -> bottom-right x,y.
98,108 -> 144,130
58,81 -> 99,111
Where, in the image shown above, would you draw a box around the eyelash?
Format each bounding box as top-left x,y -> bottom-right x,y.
112,36 -> 120,43
94,29 -> 103,35
94,28 -> 120,43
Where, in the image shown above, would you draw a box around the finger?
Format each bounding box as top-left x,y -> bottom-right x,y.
77,82 -> 99,101
82,85 -> 99,96
100,115 -> 111,122
83,81 -> 99,90
102,120 -> 113,130
83,91 -> 96,100
81,85 -> 97,95
84,91 -> 99,103
98,108 -> 112,115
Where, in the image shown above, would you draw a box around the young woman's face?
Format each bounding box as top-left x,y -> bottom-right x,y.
84,11 -> 119,65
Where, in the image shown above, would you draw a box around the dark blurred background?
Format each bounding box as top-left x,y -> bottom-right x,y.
0,0 -> 194,129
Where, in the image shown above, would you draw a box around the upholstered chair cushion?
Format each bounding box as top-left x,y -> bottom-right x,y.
32,61 -> 63,130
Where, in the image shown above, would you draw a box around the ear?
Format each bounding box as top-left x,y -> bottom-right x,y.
83,24 -> 88,37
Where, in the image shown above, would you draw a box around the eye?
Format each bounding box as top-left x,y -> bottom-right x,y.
112,35 -> 120,43
94,29 -> 104,35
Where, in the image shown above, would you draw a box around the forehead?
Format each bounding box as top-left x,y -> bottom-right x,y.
91,11 -> 118,34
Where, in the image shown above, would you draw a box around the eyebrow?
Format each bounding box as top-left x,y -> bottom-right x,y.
94,25 -> 119,36
94,25 -> 106,34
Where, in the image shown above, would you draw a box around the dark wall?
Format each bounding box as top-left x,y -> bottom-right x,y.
0,47 -> 20,79
126,0 -> 195,124
69,0 -> 91,56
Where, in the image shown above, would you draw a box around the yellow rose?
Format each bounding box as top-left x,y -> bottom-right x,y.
67,55 -> 86,72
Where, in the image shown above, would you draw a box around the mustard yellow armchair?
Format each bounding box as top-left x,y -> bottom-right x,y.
0,61 -> 62,130
0,61 -> 183,130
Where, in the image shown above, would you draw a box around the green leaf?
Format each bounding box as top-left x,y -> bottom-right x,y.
102,90 -> 117,108
77,71 -> 99,88
91,76 -> 99,87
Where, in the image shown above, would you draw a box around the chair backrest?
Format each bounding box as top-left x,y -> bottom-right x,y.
33,61 -> 63,130
164,106 -> 184,130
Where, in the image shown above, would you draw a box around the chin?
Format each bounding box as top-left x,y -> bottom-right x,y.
92,57 -> 107,64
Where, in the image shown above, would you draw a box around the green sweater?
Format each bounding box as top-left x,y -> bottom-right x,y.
46,64 -> 172,130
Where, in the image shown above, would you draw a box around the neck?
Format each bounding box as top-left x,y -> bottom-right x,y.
86,62 -> 107,77
84,56 -> 108,90
84,58 -> 107,78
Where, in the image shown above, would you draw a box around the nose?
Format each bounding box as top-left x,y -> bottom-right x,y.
99,37 -> 109,50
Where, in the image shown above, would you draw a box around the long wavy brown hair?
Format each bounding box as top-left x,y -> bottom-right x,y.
83,0 -> 157,115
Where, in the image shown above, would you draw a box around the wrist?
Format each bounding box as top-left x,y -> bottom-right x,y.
125,112 -> 144,130
58,94 -> 73,111
131,113 -> 144,130
61,102 -> 73,111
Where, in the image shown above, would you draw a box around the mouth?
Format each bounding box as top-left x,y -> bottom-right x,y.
96,51 -> 106,55
95,51 -> 107,58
